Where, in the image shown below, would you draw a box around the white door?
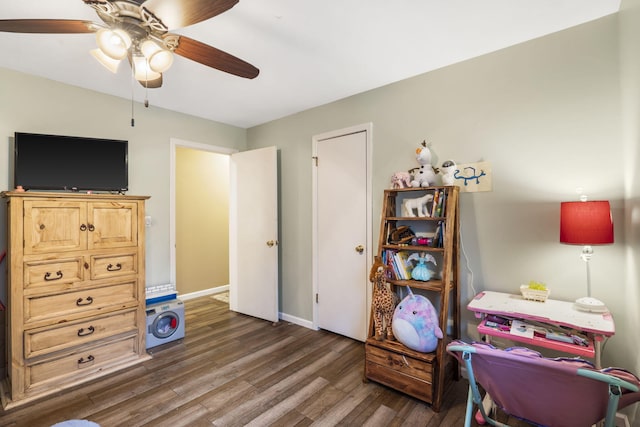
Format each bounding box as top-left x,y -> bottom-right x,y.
229,146 -> 279,323
313,124 -> 371,341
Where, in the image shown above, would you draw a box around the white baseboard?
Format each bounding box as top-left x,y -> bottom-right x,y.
176,285 -> 315,330
179,285 -> 229,301
279,312 -> 315,330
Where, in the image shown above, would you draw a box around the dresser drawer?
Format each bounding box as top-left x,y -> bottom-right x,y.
90,252 -> 137,280
365,343 -> 434,403
26,336 -> 138,391
23,257 -> 84,290
25,282 -> 138,324
25,310 -> 138,359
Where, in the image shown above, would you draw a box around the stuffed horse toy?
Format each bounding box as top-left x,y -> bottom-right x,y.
369,256 -> 396,341
392,286 -> 443,352
401,193 -> 434,217
410,141 -> 438,187
390,171 -> 412,189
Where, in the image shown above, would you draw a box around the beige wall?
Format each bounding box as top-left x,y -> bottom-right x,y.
176,147 -> 230,294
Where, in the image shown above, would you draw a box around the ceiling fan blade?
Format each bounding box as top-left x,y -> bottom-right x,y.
141,0 -> 238,30
172,35 -> 259,79
0,19 -> 97,34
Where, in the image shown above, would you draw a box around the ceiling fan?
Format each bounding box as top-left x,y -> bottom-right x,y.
0,0 -> 259,89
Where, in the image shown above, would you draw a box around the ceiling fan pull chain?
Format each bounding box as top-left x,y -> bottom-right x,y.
145,76 -> 150,108
130,65 -> 135,127
144,60 -> 150,108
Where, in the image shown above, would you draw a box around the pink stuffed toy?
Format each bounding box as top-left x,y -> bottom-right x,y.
390,171 -> 412,188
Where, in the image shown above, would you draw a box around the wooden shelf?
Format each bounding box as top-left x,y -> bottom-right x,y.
382,244 -> 445,253
365,185 -> 460,412
385,216 -> 446,221
366,337 -> 437,362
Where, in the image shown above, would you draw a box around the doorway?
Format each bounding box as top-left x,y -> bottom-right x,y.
312,123 -> 372,341
170,138 -> 237,298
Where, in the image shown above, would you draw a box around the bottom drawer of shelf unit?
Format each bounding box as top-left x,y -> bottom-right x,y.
25,335 -> 139,392
365,344 -> 434,403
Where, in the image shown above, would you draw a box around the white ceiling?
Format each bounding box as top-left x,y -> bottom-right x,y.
1,1 -> 620,128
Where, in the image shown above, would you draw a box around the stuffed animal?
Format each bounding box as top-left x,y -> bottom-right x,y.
392,286 -> 443,353
370,256 -> 396,341
401,193 -> 434,217
410,141 -> 437,187
407,253 -> 437,281
390,171 -> 412,189
439,160 -> 457,186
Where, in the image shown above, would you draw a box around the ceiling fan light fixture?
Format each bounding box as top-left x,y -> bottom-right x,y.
90,48 -> 121,73
133,55 -> 162,82
140,39 -> 174,72
96,28 -> 131,60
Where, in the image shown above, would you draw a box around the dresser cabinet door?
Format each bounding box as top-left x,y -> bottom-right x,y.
23,201 -> 87,254
88,202 -> 138,249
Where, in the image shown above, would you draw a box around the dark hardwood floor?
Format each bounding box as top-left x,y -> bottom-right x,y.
0,296 -> 529,427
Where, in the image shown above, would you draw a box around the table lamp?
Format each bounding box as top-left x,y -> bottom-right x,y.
560,199 -> 614,312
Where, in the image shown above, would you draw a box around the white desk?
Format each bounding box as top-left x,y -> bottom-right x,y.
467,291 -> 615,368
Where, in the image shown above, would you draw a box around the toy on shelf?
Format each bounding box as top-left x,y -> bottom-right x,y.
439,160 -> 457,186
410,141 -> 437,188
392,286 -> 443,353
370,256 -> 396,341
401,193 -> 434,217
390,171 -> 412,189
407,253 -> 437,281
388,225 -> 415,245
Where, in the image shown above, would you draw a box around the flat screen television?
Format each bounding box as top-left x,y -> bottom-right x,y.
13,132 -> 128,192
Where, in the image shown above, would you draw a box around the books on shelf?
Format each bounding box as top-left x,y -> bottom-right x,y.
432,221 -> 445,248
382,249 -> 414,280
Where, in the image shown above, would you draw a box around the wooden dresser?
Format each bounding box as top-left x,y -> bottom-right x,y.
0,191 -> 150,409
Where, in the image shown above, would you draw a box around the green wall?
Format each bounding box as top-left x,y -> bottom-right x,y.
247,13 -> 638,375
0,68 -> 247,290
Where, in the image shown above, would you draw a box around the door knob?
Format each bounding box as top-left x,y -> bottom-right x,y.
355,245 -> 364,254
266,240 -> 278,248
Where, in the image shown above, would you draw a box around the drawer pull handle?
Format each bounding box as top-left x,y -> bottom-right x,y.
76,296 -> 94,306
107,263 -> 122,272
80,224 -> 87,231
77,326 -> 95,337
77,355 -> 95,366
88,224 -> 95,232
402,355 -> 411,367
39,224 -> 46,230
44,271 -> 63,281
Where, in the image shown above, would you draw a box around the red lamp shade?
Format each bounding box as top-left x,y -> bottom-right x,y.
560,201 -> 614,245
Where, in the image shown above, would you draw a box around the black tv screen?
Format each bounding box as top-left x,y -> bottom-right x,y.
14,132 -> 128,192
